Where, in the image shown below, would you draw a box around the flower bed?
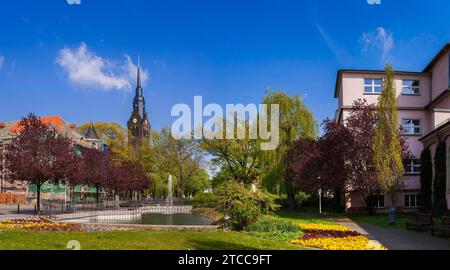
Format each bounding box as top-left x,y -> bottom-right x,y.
291,222 -> 386,250
0,217 -> 82,232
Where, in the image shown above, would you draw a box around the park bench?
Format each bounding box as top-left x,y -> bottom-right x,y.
406,213 -> 433,231
431,216 -> 450,237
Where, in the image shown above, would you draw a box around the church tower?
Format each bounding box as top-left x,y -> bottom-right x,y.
127,59 -> 151,160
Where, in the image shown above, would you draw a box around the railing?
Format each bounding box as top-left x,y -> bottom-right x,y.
42,200 -> 194,223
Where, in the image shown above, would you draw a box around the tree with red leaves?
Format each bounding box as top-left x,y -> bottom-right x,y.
285,99 -> 410,214
5,113 -> 79,213
285,120 -> 350,210
108,159 -> 150,200
285,138 -> 319,193
123,159 -> 151,193
75,148 -> 109,205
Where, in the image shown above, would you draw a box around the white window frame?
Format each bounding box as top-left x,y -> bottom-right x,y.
405,159 -> 421,175
364,79 -> 383,94
402,119 -> 422,135
404,194 -> 420,208
402,80 -> 421,95
369,194 -> 386,209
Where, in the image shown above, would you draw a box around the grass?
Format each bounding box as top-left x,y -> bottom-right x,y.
274,211 -> 337,225
0,211 -> 340,250
0,230 -> 306,250
346,212 -> 416,228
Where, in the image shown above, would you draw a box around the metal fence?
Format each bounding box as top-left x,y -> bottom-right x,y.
42,200 -> 193,223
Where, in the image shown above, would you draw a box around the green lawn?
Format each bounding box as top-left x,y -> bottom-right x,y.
274,211 -> 336,225
0,212 -> 344,250
346,212 -> 416,228
0,230 -> 307,250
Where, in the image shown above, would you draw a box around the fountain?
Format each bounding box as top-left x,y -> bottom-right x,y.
167,175 -> 173,206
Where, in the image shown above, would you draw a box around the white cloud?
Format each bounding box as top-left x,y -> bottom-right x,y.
0,55 -> 4,69
67,0 -> 81,5
316,24 -> 354,65
56,43 -> 149,92
124,55 -> 149,85
361,27 -> 394,63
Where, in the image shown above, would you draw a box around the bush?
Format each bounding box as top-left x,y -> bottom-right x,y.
191,208 -> 224,225
214,182 -> 276,231
295,191 -> 311,207
192,192 -> 215,207
248,216 -> 303,241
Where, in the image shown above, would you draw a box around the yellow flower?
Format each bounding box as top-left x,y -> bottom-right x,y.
298,223 -> 350,232
291,236 -> 387,250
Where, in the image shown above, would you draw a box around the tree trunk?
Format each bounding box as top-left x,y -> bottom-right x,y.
390,192 -> 396,209
286,180 -> 297,210
36,184 -> 41,214
96,184 -> 100,208
364,195 -> 375,216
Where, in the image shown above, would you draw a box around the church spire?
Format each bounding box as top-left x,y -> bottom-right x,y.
137,56 -> 141,87
136,56 -> 142,96
132,56 -> 146,120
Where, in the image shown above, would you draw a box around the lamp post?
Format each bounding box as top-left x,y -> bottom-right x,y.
318,188 -> 322,215
317,176 -> 322,215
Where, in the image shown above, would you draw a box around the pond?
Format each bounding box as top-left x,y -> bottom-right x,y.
73,213 -> 212,226
137,213 -> 211,226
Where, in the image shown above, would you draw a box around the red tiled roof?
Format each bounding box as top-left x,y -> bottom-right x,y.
9,115 -> 66,133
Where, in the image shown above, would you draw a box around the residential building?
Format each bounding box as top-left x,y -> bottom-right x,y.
0,115 -> 101,199
335,43 -> 450,212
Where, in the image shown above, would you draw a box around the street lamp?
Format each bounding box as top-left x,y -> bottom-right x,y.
317,176 -> 322,215
318,188 -> 322,215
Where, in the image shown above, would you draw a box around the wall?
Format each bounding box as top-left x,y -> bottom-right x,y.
339,72 -> 430,108
431,52 -> 450,100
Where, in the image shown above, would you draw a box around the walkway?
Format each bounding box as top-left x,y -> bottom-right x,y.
328,217 -> 450,250
0,205 -> 36,221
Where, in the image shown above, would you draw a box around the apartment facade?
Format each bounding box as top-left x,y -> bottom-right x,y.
335,43 -> 450,212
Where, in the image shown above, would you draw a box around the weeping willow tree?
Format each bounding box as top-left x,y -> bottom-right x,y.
261,90 -> 317,209
373,64 -> 405,207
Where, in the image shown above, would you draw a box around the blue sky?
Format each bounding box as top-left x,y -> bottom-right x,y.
1,0 -> 450,131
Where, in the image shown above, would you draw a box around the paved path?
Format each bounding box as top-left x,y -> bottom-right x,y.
0,205 -> 36,221
327,217 -> 450,250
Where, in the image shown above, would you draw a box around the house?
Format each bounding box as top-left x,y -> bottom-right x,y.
0,115 -> 102,199
335,43 -> 450,212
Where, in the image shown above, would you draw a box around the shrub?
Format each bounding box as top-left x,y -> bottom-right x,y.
191,208 -> 224,225
248,216 -> 303,241
420,148 -> 433,213
192,192 -> 215,207
214,182 -> 276,230
295,191 -> 311,207
433,141 -> 448,217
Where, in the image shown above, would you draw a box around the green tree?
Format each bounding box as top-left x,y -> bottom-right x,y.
433,141 -> 448,217
261,90 -> 317,209
372,64 -> 405,207
77,122 -> 130,161
149,128 -> 206,197
185,168 -> 210,197
419,148 -> 433,213
201,119 -> 262,185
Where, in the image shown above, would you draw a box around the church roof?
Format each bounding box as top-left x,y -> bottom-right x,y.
84,123 -> 100,140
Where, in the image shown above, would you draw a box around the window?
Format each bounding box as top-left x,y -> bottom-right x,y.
368,195 -> 385,208
404,194 -> 420,208
364,79 -> 383,94
402,119 -> 421,135
404,159 -> 421,175
402,80 -> 421,95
